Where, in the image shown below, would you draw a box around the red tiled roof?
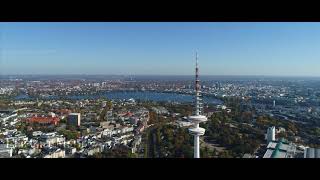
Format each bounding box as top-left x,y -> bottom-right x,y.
126,112 -> 133,117
25,117 -> 60,125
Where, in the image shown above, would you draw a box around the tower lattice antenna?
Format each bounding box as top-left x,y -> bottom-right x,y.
195,51 -> 201,115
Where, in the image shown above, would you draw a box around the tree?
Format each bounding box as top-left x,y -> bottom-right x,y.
100,145 -> 134,158
99,109 -> 107,121
313,127 -> 320,137
58,129 -> 78,140
127,152 -> 138,158
201,146 -> 210,158
107,101 -> 113,110
60,118 -> 67,124
212,148 -> 217,157
219,150 -> 233,158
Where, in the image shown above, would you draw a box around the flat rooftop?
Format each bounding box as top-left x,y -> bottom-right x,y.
279,143 -> 290,151
267,142 -> 277,149
272,150 -> 287,158
263,149 -> 274,158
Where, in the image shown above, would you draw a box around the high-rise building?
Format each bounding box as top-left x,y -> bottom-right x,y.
273,100 -> 276,108
267,126 -> 276,143
67,113 -> 81,127
188,52 -> 208,158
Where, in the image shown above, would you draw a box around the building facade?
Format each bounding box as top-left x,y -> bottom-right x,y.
67,113 -> 81,127
267,126 -> 276,143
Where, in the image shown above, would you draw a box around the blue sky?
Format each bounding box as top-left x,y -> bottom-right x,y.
1,22 -> 320,76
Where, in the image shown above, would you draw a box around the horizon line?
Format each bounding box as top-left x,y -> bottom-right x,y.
1,74 -> 320,78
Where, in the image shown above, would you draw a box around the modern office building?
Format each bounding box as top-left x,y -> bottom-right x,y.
67,113 -> 81,127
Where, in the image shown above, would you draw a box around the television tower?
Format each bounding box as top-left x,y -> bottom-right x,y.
188,52 -> 208,158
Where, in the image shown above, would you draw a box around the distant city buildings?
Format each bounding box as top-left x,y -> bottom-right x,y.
1,74 -> 320,158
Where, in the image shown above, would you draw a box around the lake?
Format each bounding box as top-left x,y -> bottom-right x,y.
14,91 -> 223,105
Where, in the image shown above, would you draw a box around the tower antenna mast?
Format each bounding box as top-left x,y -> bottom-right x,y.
188,52 -> 208,158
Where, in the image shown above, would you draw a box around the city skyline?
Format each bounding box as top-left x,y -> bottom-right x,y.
1,22 -> 320,76
1,46 -> 320,159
